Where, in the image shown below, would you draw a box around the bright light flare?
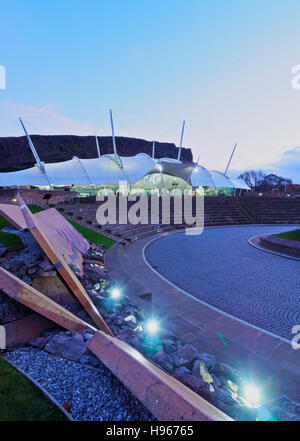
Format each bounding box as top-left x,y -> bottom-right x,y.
111,288 -> 121,299
145,319 -> 159,335
243,384 -> 261,408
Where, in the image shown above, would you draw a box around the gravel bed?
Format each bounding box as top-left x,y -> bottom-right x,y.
4,347 -> 156,421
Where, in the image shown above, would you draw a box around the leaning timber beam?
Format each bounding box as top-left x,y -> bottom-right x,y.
0,313 -> 53,350
16,195 -> 113,336
0,204 -> 27,230
0,267 -> 95,333
89,331 -> 232,421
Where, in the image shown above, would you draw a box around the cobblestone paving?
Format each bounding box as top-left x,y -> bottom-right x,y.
146,226 -> 300,341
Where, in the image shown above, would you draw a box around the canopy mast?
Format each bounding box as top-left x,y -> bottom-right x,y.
19,117 -> 44,171
95,135 -> 101,158
224,143 -> 237,176
152,141 -> 155,158
110,109 -> 117,155
177,120 -> 186,161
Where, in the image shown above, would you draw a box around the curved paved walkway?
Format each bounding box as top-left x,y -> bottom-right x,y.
106,225 -> 300,401
145,225 -> 300,341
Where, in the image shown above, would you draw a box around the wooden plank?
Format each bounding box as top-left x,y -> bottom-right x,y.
17,196 -> 112,336
89,331 -> 232,421
0,204 -> 87,275
34,209 -> 86,276
0,204 -> 27,230
0,266 -> 94,333
35,208 -> 90,255
2,314 -> 53,349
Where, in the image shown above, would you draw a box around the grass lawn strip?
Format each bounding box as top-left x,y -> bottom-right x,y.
0,356 -> 67,421
0,204 -> 115,250
274,229 -> 300,242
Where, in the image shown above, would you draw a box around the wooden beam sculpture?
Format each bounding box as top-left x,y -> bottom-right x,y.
35,208 -> 90,255
0,204 -> 27,230
0,203 -> 231,420
0,264 -> 231,421
33,209 -> 86,276
16,195 -> 113,336
0,203 -> 90,255
1,314 -> 54,350
0,266 -> 94,333
0,204 -> 89,275
89,331 -> 232,421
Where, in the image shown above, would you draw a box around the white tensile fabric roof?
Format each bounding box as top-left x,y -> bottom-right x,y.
0,154 -> 157,187
0,163 -> 50,187
207,170 -> 250,190
154,161 -> 250,189
227,177 -> 251,190
0,153 -> 250,189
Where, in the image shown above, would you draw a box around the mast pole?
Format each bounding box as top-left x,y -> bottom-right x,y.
19,117 -> 44,171
224,143 -> 237,176
110,109 -> 117,155
177,120 -> 185,161
95,135 -> 101,158
152,141 -> 155,158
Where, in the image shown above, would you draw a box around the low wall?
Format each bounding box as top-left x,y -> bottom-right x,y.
258,234 -> 300,258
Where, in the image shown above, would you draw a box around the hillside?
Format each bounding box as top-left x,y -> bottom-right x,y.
0,135 -> 193,172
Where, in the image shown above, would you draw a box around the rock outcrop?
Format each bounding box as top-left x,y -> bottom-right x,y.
0,135 -> 193,172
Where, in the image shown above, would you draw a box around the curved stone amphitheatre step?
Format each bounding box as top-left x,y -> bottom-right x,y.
251,233 -> 300,259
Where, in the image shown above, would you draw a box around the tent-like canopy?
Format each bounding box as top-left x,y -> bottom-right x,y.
7,115 -> 250,190
207,170 -> 250,189
0,154 -> 250,189
153,161 -> 250,189
0,153 -> 157,187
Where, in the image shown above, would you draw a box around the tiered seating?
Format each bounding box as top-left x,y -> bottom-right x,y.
203,197 -> 251,226
57,202 -> 174,244
57,195 -> 300,246
0,196 -> 17,205
238,197 -> 300,224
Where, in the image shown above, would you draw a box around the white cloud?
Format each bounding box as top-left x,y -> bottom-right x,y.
0,101 -> 96,136
267,147 -> 300,183
230,147 -> 300,184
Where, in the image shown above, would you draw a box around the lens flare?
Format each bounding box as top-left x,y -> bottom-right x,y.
111,288 -> 121,299
243,384 -> 261,408
146,319 -> 159,334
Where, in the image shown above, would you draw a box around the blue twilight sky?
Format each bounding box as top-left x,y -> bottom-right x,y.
1,0 -> 300,182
